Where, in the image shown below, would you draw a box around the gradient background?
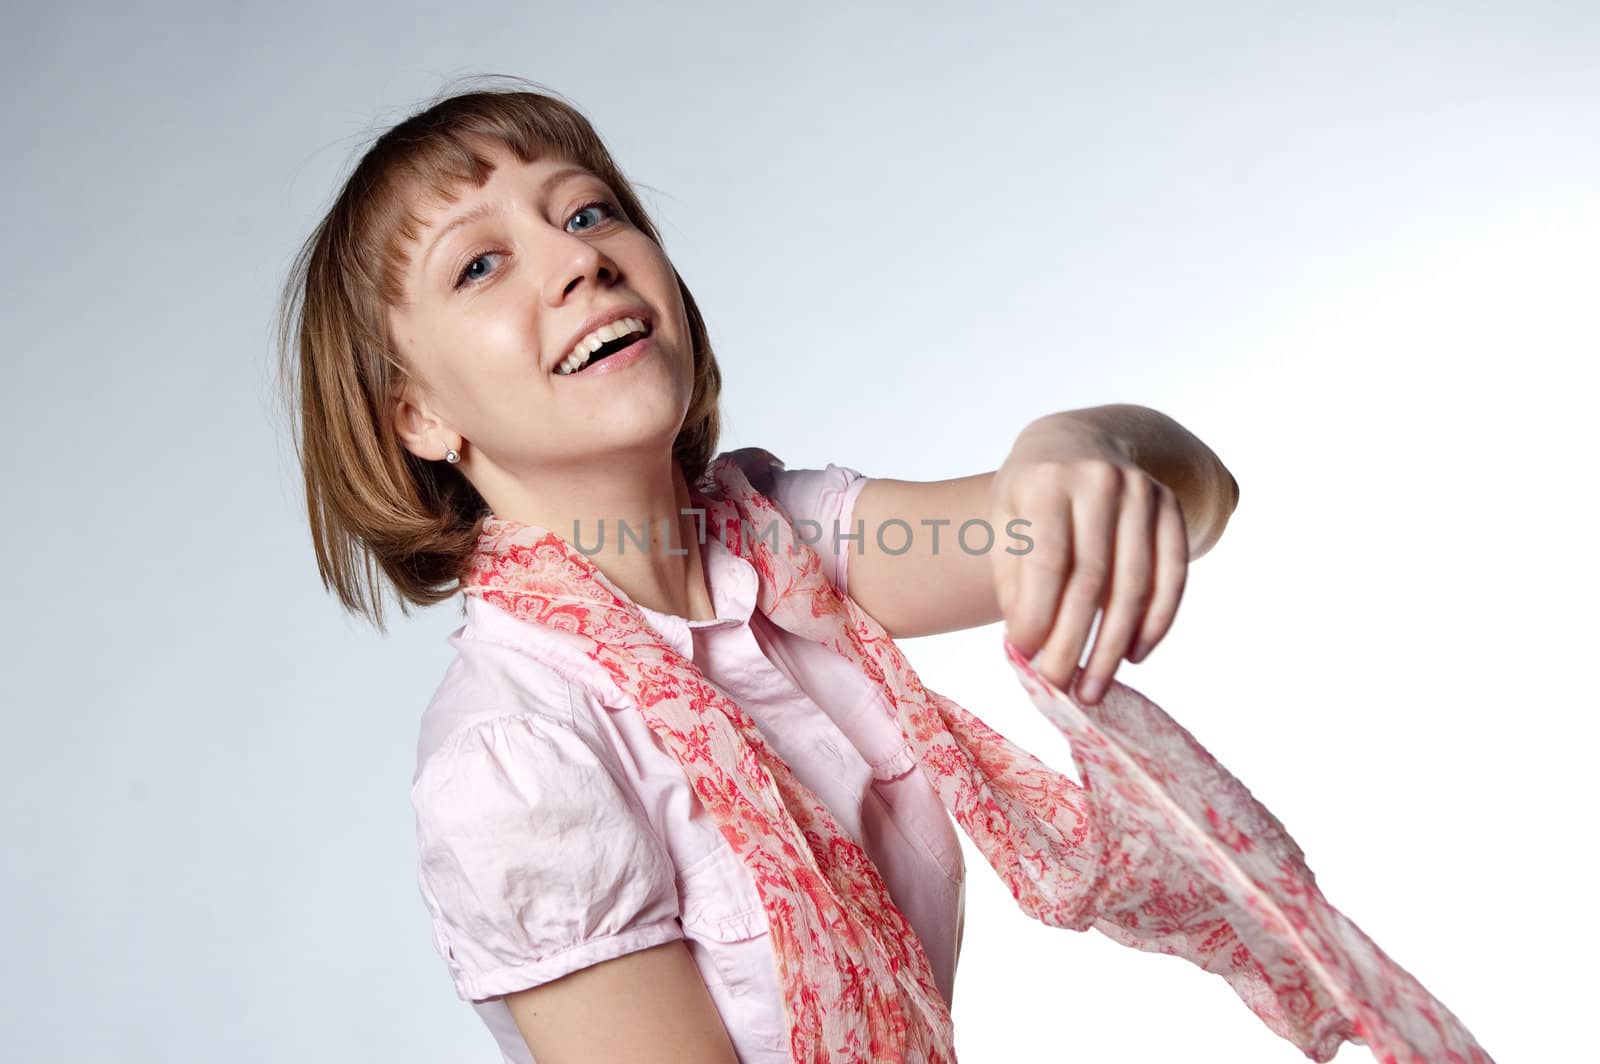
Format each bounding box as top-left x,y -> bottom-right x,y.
4,2 -> 1594,1061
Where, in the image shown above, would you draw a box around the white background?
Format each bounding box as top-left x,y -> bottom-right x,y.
3,1 -> 1594,1061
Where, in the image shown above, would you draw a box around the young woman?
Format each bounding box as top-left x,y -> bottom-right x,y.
276,79 -> 1243,1062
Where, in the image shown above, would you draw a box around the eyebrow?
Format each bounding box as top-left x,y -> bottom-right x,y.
419,164 -> 596,279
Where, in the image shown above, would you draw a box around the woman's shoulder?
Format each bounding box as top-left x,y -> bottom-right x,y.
713,446 -> 867,493
714,447 -> 869,525
767,460 -> 869,520
413,601 -> 608,782
713,448 -> 871,592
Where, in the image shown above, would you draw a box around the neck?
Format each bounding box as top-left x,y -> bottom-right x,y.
482,453 -> 717,623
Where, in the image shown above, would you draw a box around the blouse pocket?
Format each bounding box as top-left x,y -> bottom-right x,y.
838,689 -> 965,886
674,842 -> 788,1052
676,842 -> 769,961
870,753 -> 966,887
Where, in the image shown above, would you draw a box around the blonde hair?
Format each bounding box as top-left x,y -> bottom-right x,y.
274,76 -> 723,633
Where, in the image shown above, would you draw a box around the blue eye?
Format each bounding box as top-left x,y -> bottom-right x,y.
451,199 -> 621,291
566,199 -> 618,233
453,251 -> 503,290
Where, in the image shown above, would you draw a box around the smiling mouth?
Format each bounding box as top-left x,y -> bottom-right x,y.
556,318 -> 653,376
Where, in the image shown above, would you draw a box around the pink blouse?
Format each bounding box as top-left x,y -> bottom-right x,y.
411,461 -> 967,1063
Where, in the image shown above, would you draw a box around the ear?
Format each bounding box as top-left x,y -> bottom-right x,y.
389,376 -> 457,463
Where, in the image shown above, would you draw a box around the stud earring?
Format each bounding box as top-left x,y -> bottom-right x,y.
444,447 -> 460,465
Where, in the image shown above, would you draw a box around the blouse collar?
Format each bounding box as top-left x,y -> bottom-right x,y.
630,530 -> 758,662
474,508 -> 760,664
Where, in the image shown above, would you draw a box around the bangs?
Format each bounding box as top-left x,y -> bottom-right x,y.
337,88 -> 646,312
375,130 -> 567,308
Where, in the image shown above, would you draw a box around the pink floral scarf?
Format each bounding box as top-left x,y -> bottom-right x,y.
461,453 -> 1493,1063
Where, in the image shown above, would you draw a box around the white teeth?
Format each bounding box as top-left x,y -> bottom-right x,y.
556,316 -> 647,375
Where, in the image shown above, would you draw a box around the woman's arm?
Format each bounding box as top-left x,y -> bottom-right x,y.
505,940 -> 740,1063
847,404 -> 1239,641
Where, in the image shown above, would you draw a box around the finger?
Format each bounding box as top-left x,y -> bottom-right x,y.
1030,484 -> 1117,691
1002,496 -> 1071,659
1075,478 -> 1159,702
1129,486 -> 1189,662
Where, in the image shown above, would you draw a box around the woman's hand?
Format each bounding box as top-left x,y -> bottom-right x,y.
991,412 -> 1189,703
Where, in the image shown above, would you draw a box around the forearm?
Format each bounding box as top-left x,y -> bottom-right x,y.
1041,404 -> 1240,558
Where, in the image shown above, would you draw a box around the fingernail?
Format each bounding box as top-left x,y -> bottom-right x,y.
1078,676 -> 1104,702
1129,641 -> 1149,663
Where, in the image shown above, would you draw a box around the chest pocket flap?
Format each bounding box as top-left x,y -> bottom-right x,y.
676,840 -> 769,943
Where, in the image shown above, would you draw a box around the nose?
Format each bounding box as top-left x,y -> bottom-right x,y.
541,227 -> 619,307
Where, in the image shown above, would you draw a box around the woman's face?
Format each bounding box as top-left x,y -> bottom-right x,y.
387,143 -> 694,494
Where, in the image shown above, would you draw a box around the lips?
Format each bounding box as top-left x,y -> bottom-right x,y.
555,304 -> 653,374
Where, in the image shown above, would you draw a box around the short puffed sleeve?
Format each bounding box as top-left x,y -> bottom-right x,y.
411,712 -> 684,1002
765,461 -> 870,593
